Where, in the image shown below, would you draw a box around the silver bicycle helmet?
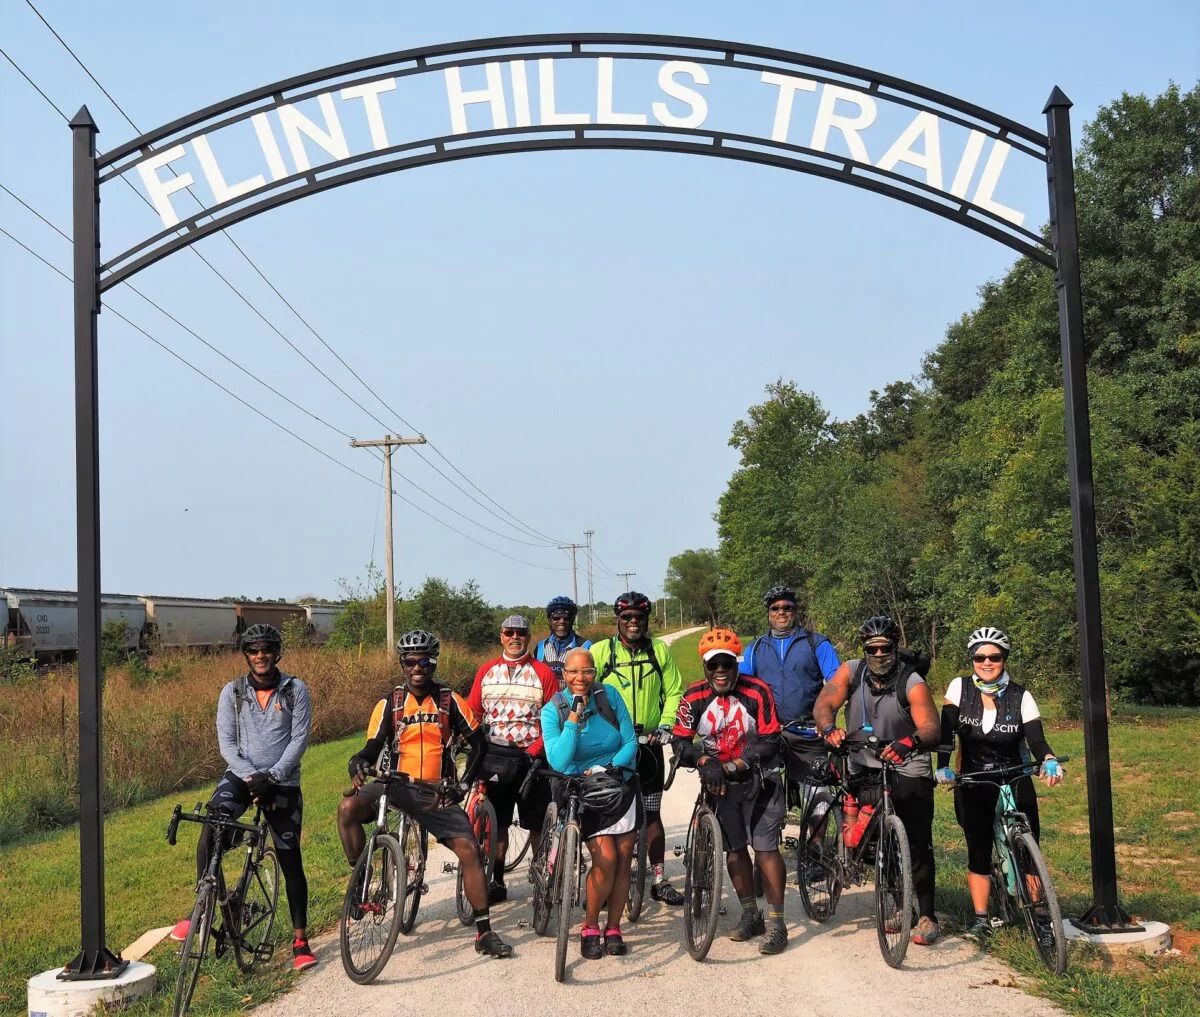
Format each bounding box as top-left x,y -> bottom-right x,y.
967,626 -> 1011,655
396,629 -> 440,659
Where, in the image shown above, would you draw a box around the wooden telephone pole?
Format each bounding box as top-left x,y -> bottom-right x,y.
559,543 -> 585,603
350,434 -> 426,657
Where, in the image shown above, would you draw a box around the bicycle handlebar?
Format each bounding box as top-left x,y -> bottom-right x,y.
956,755 -> 1070,785
166,801 -> 265,846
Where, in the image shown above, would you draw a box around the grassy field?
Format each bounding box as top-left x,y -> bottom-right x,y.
1,629 -> 1195,1015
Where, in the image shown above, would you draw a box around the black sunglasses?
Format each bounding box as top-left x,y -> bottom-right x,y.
245,644 -> 276,655
972,653 -> 1004,663
618,613 -> 646,622
864,644 -> 896,656
501,628 -> 528,637
401,656 -> 435,668
768,603 -> 796,612
704,656 -> 737,670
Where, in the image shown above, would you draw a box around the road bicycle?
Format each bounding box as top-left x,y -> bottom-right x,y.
338,768 -> 436,984
795,734 -> 915,968
955,756 -> 1070,974
165,801 -> 279,1016
454,778 -> 498,924
664,751 -> 724,961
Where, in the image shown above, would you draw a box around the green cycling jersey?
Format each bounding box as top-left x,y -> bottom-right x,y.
594,634 -> 684,732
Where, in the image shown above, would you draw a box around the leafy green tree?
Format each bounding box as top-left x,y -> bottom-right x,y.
664,549 -> 721,626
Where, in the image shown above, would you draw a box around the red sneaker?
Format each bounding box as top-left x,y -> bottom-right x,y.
292,937 -> 317,971
168,919 -> 191,942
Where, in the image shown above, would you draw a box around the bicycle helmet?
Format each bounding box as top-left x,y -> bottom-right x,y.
580,771 -> 627,813
698,628 -> 742,661
546,595 -> 578,620
396,628 -> 440,660
240,623 -> 282,652
967,626 -> 1011,655
762,585 -> 797,608
858,615 -> 901,644
613,591 -> 652,616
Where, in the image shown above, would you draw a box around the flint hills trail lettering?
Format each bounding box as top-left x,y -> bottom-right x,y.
130,56 -> 1032,231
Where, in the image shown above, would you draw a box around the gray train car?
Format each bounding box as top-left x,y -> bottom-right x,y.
141,596 -> 238,650
2,587 -> 144,659
234,602 -> 307,635
305,604 -> 340,644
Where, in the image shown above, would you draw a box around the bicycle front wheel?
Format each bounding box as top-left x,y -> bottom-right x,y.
232,847 -> 279,972
554,822 -> 580,983
1013,831 -> 1067,974
530,802 -> 558,936
797,794 -> 842,922
626,811 -> 648,922
458,799 -> 498,925
340,834 -> 403,985
398,819 -> 427,934
875,813 -> 913,968
172,882 -> 216,1017
684,808 -> 723,961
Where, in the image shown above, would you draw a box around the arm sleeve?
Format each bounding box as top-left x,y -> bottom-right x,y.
216,683 -> 240,769
937,702 -> 960,769
743,683 -> 782,765
459,726 -> 487,785
658,642 -> 685,728
351,699 -> 391,771
1023,696 -> 1054,761
541,699 -> 579,772
670,691 -> 703,766
610,695 -> 638,772
268,680 -> 312,782
468,664 -> 486,717
816,639 -> 842,680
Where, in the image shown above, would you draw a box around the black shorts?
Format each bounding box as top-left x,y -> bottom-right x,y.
357,780 -> 475,845
714,775 -> 785,853
480,746 -> 551,832
208,771 -> 303,853
637,743 -> 665,795
954,776 -> 1041,875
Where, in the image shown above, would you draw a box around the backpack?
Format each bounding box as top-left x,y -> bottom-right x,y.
232,674 -> 295,758
597,636 -> 667,714
744,627 -> 824,676
847,660 -> 914,718
552,685 -> 620,731
391,683 -> 455,745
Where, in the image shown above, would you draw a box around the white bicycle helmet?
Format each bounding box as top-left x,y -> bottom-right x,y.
967,626 -> 1011,655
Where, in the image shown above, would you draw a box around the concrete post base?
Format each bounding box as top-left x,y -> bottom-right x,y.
27,961 -> 155,1016
1064,919 -> 1172,956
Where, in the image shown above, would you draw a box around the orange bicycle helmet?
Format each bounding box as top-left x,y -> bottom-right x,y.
698,628 -> 742,661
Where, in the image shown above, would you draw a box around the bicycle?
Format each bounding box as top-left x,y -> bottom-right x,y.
954,756 -> 1070,974
664,750 -> 724,961
338,767 -> 436,984
165,801 -> 280,1017
454,778 -> 498,924
795,734 -> 915,968
624,727 -> 660,923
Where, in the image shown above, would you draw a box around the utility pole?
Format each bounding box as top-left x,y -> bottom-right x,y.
559,543 -> 584,604
618,571 -> 636,591
584,529 -> 595,623
350,434 -> 426,658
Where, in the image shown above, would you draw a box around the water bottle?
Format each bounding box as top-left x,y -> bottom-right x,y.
850,804 -> 875,847
842,795 -> 859,843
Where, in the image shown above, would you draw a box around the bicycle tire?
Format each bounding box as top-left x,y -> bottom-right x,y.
458,799 -> 498,925
531,802 -> 558,936
875,812 -> 913,968
398,819 -> 427,934
232,847 -> 279,972
505,823 -> 531,873
626,809 -> 648,922
1013,830 -> 1067,974
172,881 -> 216,1017
340,833 -> 404,984
797,794 -> 841,922
554,822 -> 580,983
683,808 -> 723,961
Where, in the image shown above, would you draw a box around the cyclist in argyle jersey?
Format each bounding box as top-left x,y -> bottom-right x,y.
592,591 -> 686,905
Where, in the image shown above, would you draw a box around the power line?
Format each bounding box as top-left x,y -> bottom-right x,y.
14,7 -> 571,548
0,224 -> 571,573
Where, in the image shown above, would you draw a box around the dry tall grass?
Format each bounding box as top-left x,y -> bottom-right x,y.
0,642 -> 486,845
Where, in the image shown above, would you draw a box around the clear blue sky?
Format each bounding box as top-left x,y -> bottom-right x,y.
1,0 -> 1196,609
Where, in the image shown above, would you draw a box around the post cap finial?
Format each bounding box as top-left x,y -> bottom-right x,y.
1043,87 -> 1073,113
69,105 -> 98,130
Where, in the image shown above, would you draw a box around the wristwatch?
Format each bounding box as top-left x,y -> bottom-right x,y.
821,724 -> 836,736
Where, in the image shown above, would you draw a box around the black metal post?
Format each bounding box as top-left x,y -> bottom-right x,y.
1044,88 -> 1137,932
61,105 -> 128,980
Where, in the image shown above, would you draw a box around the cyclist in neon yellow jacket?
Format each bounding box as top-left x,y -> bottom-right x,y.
593,591 -> 686,905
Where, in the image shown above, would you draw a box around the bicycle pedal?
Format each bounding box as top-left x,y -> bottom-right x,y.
420,882 -> 429,893
672,845 -> 683,857
255,943 -> 274,962
442,862 -> 457,873
783,837 -> 799,850
212,928 -> 228,959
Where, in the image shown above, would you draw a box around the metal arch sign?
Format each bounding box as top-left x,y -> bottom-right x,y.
94,34 -> 1056,290
65,33 -> 1131,980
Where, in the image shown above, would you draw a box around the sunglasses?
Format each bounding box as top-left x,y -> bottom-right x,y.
704,656 -> 737,670
501,628 -> 528,638
549,611 -> 572,620
864,644 -> 896,656
768,603 -> 796,613
401,656 -> 435,668
973,653 -> 1004,664
618,613 -> 646,622
245,645 -> 276,656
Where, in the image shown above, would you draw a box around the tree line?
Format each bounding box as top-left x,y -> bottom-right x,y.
705,83 -> 1198,706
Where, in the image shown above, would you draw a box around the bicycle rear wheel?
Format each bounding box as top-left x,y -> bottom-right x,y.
530,802 -> 558,936
1013,831 -> 1067,974
875,813 -> 913,968
398,819 -> 427,934
340,834 -> 403,984
684,809 -> 723,961
505,823 -> 531,873
554,822 -> 580,983
232,848 -> 279,972
172,882 -> 216,1017
797,794 -> 842,922
458,799 -> 498,925
626,809 -> 648,922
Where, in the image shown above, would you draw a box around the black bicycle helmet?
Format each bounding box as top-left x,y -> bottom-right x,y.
396,629 -> 440,659
580,771 -> 627,813
613,591 -> 652,616
762,585 -> 797,608
240,623 -> 282,651
546,595 -> 578,619
858,615 -> 901,643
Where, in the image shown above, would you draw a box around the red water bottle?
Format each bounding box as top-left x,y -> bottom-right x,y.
842,795 -> 859,843
848,804 -> 875,847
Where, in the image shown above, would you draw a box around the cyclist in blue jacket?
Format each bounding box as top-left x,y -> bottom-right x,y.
534,595 -> 592,685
